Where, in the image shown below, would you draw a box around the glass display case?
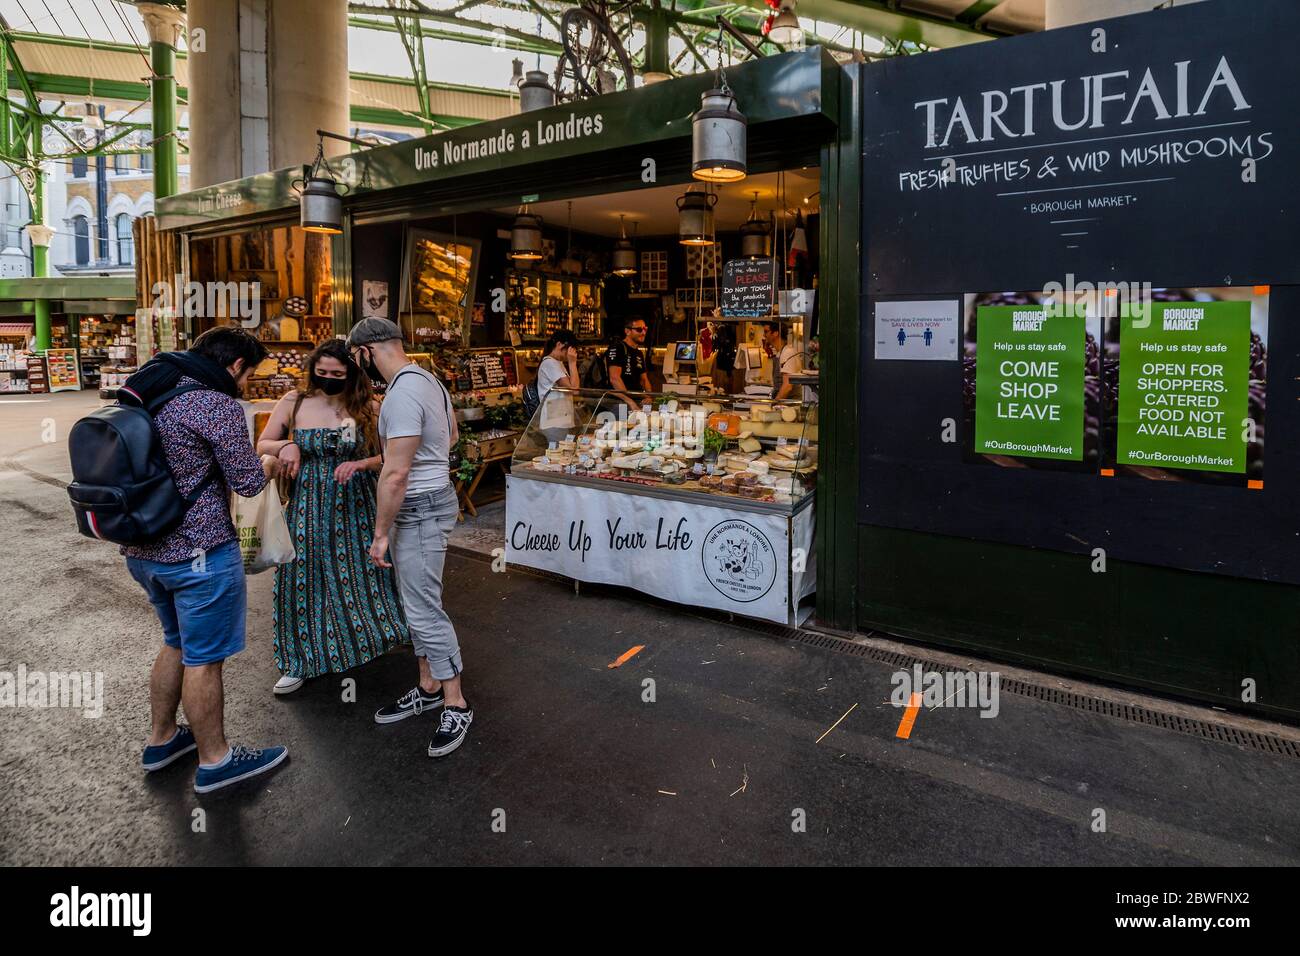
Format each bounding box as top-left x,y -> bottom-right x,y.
510,387 -> 817,513
401,228 -> 481,348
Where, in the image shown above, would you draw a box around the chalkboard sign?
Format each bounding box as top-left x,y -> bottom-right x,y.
464,349 -> 518,390
721,258 -> 776,317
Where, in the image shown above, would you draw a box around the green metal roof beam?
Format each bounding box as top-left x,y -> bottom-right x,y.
14,71 -> 190,103
347,15 -> 559,55
956,0 -> 1009,24
349,105 -> 482,130
346,2 -> 564,54
729,0 -> 1000,46
14,70 -> 502,129
347,69 -> 516,99
4,30 -> 181,58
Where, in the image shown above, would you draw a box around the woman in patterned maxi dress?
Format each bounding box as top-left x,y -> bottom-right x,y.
256,340 -> 408,694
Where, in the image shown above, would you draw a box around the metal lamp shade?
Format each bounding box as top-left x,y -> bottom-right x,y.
739,218 -> 770,258
300,175 -> 343,234
691,89 -> 747,183
768,8 -> 803,46
677,189 -> 717,246
519,71 -> 555,113
510,212 -> 544,260
611,239 -> 637,276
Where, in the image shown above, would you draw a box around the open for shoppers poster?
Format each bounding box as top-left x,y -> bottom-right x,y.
1104,288 -> 1267,487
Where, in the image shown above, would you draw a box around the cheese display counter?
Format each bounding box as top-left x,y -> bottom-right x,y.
506,388 -> 816,624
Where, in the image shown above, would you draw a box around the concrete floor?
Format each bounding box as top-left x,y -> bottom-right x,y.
2,390 -> 1299,866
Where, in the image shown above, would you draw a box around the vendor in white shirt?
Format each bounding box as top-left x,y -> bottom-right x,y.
762,321 -> 802,401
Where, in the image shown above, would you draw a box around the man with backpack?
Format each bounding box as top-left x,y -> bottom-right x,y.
106,328 -> 287,793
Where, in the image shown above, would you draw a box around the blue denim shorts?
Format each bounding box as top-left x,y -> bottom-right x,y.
127,540 -> 247,666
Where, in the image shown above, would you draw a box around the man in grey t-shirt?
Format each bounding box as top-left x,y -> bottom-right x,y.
347,318 -> 474,758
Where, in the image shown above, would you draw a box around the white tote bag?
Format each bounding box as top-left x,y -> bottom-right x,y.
539,389 -> 576,431
231,477 -> 296,574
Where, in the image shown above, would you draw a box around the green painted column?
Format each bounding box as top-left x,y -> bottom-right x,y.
643,7 -> 671,77
27,129 -> 53,352
33,296 -> 51,352
138,4 -> 185,199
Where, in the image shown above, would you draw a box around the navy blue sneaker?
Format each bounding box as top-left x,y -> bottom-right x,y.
193,745 -> 289,794
375,686 -> 444,724
428,704 -> 473,758
142,725 -> 197,772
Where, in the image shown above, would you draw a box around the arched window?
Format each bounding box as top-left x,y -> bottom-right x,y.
72,216 -> 90,265
115,214 -> 134,266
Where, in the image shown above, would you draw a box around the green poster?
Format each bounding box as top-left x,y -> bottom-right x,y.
974,305 -> 1085,461
1117,301 -> 1249,474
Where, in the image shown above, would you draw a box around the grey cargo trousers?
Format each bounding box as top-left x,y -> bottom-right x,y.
389,485 -> 463,680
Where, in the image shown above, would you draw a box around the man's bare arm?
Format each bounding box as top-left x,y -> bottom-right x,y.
370,434 -> 420,568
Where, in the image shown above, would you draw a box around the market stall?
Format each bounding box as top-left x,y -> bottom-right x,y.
155,45 -> 841,620
507,388 -> 816,624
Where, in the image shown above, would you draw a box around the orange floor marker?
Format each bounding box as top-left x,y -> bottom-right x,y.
607,645 -> 645,669
895,692 -> 922,739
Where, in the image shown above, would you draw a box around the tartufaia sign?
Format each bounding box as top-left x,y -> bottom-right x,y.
863,0 -> 1300,292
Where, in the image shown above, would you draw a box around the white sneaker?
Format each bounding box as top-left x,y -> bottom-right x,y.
273,675 -> 305,696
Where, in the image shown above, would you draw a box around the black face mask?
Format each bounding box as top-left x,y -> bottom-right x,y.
355,347 -> 386,385
312,375 -> 347,396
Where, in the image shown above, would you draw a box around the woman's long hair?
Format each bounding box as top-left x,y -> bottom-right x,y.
303,338 -> 378,455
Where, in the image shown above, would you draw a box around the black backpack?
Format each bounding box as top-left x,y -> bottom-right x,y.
581,349 -> 611,390
67,385 -> 216,546
521,379 -> 541,421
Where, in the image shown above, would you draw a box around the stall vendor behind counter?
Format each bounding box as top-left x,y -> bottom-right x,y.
605,317 -> 651,408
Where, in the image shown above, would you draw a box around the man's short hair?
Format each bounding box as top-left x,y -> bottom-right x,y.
189,326 -> 267,370
346,318 -> 404,348
624,316 -> 646,331
762,321 -> 782,335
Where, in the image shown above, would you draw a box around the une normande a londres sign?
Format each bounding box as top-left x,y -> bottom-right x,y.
415,111 -> 607,171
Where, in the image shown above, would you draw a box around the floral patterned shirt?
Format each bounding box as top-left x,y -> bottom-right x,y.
122,377 -> 268,564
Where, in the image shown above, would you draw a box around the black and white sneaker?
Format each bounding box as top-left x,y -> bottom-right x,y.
374,686 -> 444,724
428,704 -> 473,757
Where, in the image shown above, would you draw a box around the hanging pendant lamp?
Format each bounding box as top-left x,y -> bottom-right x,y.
611,215 -> 637,276
560,201 -> 582,275
768,3 -> 803,47
691,26 -> 747,183
739,191 -> 771,259
677,186 -> 717,246
510,205 -> 544,261
297,134 -> 345,234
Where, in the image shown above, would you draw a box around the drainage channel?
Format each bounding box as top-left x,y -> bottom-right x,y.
458,546 -> 1300,761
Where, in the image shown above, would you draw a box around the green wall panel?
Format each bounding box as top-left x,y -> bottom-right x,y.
855,525 -> 1300,721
